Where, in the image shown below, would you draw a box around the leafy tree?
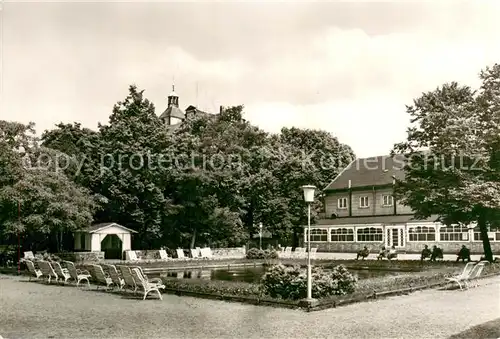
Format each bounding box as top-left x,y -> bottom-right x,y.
276,128 -> 355,246
0,121 -> 100,252
43,86 -> 173,248
393,64 -> 500,262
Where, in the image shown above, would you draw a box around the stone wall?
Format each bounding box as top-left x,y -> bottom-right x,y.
212,247 -> 246,258
131,247 -> 246,259
57,251 -> 105,263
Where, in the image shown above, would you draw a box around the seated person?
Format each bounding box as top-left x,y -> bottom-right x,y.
456,245 -> 471,262
421,245 -> 432,261
430,246 -> 444,261
377,246 -> 387,260
387,246 -> 398,260
356,246 -> 370,260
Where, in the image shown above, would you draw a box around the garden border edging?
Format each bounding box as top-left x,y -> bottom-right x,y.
162,272 -> 500,312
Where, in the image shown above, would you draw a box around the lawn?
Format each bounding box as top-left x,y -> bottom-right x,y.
449,318 -> 500,339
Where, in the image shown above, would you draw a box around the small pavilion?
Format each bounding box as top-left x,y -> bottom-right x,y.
74,222 -> 137,259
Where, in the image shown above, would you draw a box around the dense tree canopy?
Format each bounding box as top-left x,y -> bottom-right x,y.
393,63 -> 500,262
0,121 -> 101,252
3,85 -> 355,251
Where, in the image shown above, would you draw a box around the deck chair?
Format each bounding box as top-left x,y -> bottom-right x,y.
23,251 -> 35,260
298,248 -> 308,259
282,247 -> 292,259
52,261 -> 71,285
25,259 -> 42,281
103,264 -> 125,290
310,247 -> 318,260
200,247 -> 212,259
176,249 -> 186,260
158,250 -> 169,260
190,248 -> 201,259
38,260 -> 59,284
117,265 -> 137,293
125,251 -> 139,261
130,267 -> 165,300
463,261 -> 487,289
63,261 -> 91,287
445,262 -> 476,290
130,266 -> 164,285
90,264 -> 113,290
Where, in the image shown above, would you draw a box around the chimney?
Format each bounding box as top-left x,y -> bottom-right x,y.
219,105 -> 224,114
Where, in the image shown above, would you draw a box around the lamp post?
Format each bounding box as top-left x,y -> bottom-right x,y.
301,185 -> 316,304
259,222 -> 263,250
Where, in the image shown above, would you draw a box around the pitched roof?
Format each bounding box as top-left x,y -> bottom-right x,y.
80,222 -> 137,233
160,106 -> 185,120
324,154 -> 406,191
316,214 -> 440,226
186,106 -> 216,119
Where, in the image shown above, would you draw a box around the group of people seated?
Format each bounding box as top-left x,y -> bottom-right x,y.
377,246 -> 398,260
456,245 -> 471,262
356,244 -> 474,261
421,244 -> 472,262
420,245 -> 444,261
355,246 -> 397,260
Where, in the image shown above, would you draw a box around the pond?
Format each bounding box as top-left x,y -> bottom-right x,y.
155,266 -> 404,283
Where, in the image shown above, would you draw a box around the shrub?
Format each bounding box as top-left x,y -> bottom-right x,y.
246,248 -> 278,260
260,264 -> 357,300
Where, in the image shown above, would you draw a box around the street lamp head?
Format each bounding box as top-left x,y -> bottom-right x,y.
301,185 -> 316,203
259,222 -> 263,229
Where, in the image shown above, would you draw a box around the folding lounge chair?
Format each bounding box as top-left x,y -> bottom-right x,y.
176,249 -> 187,260
282,247 -> 292,259
52,261 -> 71,285
38,260 -> 59,284
463,261 -> 487,289
310,247 -> 318,260
445,262 -> 476,290
190,248 -> 201,259
125,251 -> 139,261
117,265 -> 137,293
103,264 -> 125,290
130,267 -> 165,300
25,259 -> 42,281
130,266 -> 164,285
23,251 -> 35,260
63,261 -> 91,287
200,247 -> 213,259
158,250 -> 169,260
90,264 -> 113,290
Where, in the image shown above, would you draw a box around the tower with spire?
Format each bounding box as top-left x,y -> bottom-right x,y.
158,81 -> 220,130
159,83 -> 185,127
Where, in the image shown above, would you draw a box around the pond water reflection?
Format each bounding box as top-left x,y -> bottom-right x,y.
158,266 -> 403,283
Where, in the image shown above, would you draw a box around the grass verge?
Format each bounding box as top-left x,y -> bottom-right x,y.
449,318 -> 500,339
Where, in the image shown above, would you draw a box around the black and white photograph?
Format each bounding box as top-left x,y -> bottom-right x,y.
1,1 -> 500,338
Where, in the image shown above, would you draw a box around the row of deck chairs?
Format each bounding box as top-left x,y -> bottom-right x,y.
125,247 -> 216,261
445,261 -> 488,290
23,259 -> 165,300
279,247 -> 318,259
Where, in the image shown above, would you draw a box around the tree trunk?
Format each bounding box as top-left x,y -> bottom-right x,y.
479,212 -> 494,262
292,228 -> 299,248
54,232 -> 60,253
59,231 -> 63,252
190,229 -> 197,249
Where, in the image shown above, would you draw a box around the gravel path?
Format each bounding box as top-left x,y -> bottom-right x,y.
0,274 -> 498,339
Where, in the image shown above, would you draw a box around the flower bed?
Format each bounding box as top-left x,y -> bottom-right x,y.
160,262 -> 500,311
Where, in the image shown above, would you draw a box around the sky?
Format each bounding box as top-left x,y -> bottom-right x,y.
1,1 -> 500,158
